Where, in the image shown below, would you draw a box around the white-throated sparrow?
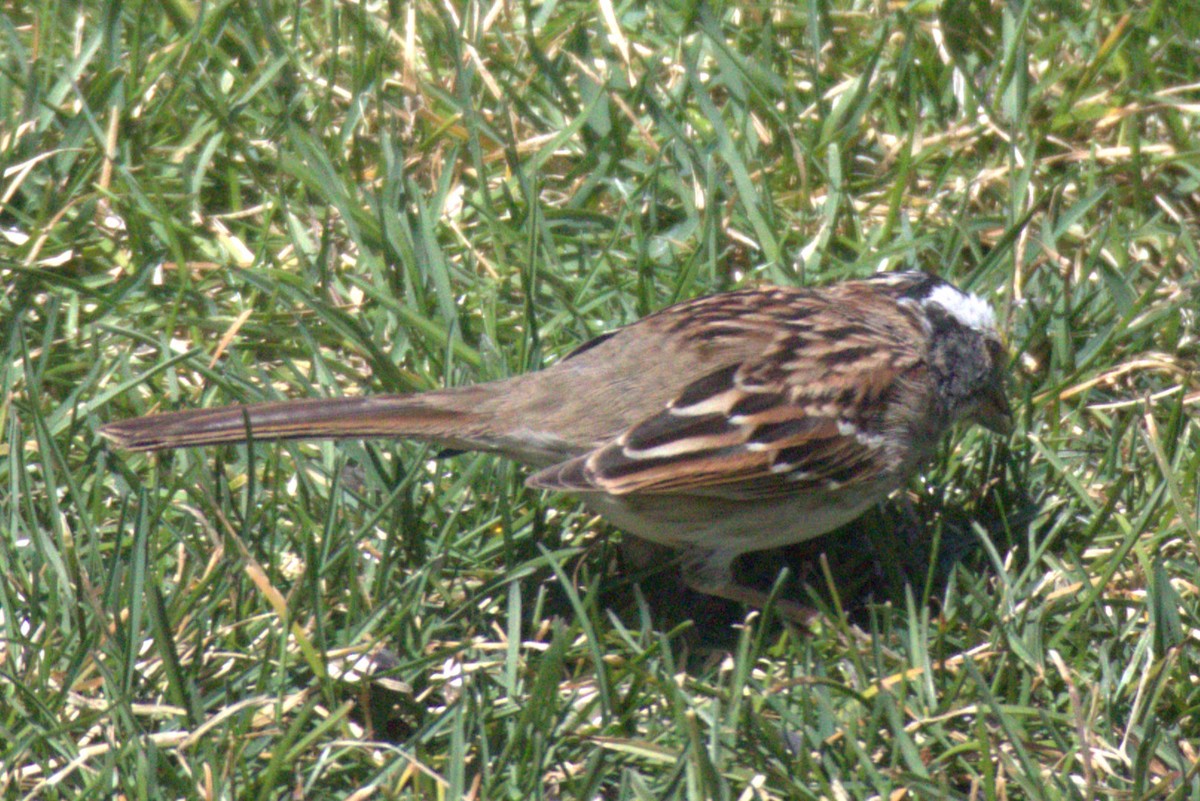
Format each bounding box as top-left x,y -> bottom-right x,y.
102,271 -> 1011,619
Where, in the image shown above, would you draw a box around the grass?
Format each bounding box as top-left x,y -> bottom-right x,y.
2,0 -> 1199,798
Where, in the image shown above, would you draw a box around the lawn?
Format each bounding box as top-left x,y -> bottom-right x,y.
2,0 -> 1198,798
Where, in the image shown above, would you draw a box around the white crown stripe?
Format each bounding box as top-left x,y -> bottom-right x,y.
924,284 -> 996,332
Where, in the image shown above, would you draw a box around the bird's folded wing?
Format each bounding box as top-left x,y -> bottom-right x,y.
528,340 -> 921,498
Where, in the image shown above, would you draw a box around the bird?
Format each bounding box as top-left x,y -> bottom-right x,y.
101,271 -> 1011,621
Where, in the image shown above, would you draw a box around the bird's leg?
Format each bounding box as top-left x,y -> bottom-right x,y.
681,549 -> 821,628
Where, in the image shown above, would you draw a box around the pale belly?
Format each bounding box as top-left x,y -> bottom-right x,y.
577,482 -> 895,557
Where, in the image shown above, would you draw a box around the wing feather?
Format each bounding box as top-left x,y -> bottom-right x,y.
529,308 -> 928,498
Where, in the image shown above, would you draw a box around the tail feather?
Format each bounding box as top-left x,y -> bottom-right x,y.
99,394 -> 485,452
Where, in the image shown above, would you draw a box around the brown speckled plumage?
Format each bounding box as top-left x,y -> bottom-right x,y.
101,271 -> 1011,620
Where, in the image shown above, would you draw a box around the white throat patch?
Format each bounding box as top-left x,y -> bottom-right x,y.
925,284 -> 997,332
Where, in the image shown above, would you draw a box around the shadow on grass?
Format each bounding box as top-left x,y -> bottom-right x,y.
596,454 -> 1041,652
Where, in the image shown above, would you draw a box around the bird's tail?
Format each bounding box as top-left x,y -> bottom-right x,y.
99,390 -> 494,453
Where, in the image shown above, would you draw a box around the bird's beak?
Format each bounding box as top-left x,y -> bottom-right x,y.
974,382 -> 1013,435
